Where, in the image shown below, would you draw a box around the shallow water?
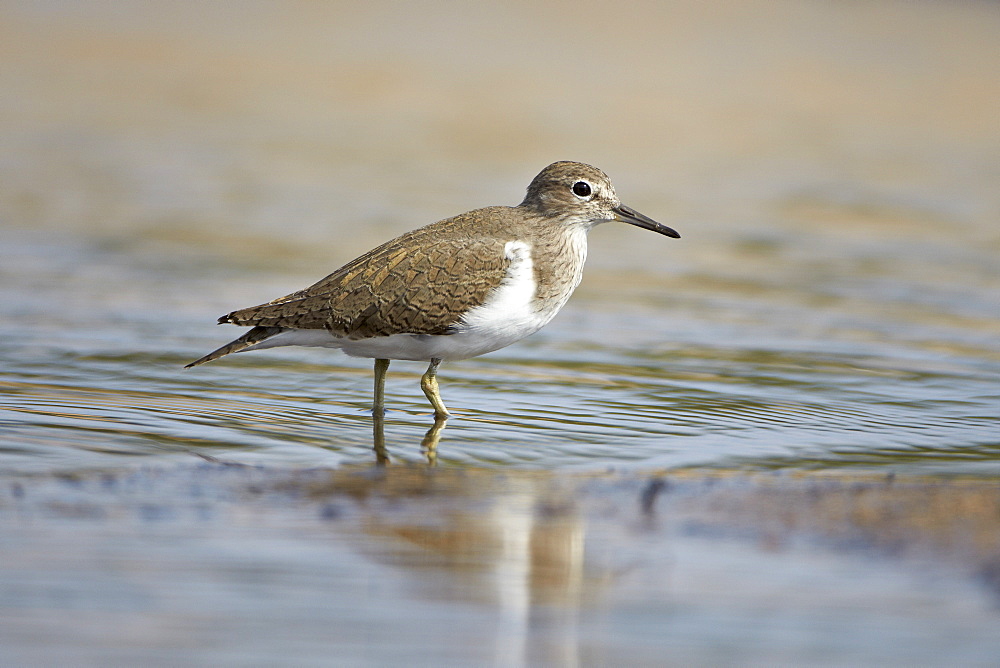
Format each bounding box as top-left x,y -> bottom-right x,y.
4,466 -> 1000,666
1,0 -> 999,663
2,212 -> 996,473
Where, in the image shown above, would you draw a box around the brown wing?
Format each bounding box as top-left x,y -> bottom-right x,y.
220,215 -> 512,339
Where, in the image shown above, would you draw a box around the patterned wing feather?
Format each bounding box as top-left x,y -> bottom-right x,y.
220,215 -> 512,339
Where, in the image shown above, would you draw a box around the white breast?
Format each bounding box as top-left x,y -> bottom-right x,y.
420,239 -> 548,357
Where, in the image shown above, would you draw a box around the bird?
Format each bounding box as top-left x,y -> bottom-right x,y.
185,161 -> 679,419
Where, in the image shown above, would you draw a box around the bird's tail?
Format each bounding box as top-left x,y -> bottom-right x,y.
184,326 -> 284,368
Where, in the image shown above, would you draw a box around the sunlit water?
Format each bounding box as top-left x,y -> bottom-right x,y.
2,218 -> 996,473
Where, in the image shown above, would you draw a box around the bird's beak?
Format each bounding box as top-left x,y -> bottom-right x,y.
613,204 -> 680,239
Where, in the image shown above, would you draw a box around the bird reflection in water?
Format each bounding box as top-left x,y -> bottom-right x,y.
345,470 -> 590,665
372,410 -> 447,466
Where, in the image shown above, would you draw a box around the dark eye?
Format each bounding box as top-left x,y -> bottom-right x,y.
572,181 -> 592,198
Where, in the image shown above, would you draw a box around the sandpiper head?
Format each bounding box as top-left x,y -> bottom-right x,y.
520,161 -> 680,238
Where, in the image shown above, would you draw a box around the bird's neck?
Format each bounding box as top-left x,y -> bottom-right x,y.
527,223 -> 589,316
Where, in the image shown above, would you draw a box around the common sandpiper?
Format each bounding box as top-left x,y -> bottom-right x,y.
186,161 -> 680,420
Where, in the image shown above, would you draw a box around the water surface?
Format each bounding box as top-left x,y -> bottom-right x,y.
1,0 -> 999,664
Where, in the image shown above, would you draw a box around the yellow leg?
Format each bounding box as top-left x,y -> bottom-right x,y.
420,357 -> 450,419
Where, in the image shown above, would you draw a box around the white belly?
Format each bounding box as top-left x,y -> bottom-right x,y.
242,238 -> 579,362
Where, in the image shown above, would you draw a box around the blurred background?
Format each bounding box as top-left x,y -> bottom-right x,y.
1,0 -> 997,472
2,1 -> 1000,664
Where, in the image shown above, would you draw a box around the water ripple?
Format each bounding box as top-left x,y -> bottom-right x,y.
4,335 -> 995,475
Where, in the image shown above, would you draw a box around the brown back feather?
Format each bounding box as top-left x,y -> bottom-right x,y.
220,208 -> 520,339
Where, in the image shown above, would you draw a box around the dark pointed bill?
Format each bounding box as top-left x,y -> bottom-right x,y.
613,204 -> 680,239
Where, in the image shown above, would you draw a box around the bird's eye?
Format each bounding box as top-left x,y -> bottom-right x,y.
572,181 -> 592,198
